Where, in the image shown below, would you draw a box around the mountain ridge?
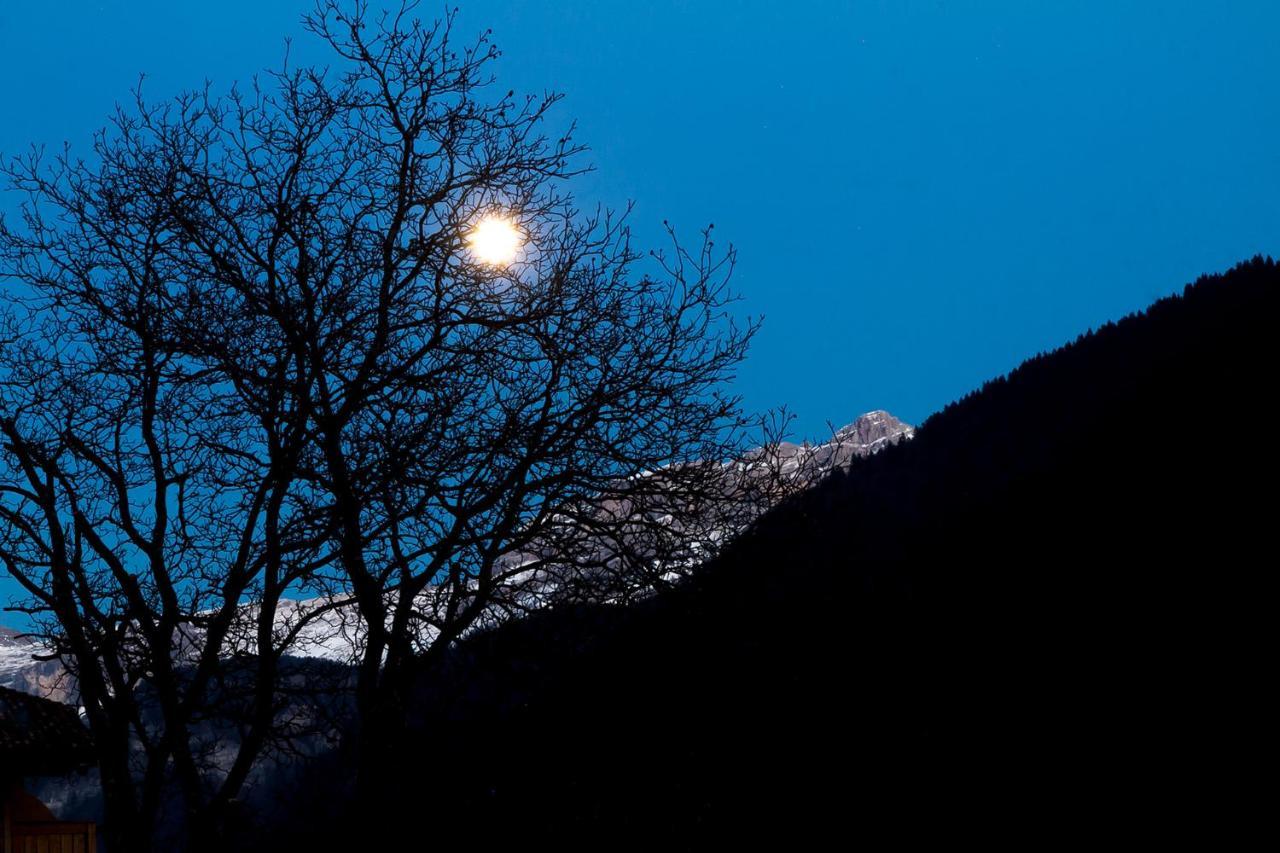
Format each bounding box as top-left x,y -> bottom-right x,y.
0,410 -> 914,697
286,256 -> 1278,847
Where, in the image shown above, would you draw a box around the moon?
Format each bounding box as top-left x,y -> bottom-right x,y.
466,214 -> 523,266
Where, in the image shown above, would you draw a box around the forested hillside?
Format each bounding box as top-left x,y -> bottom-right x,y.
256,257 -> 1278,848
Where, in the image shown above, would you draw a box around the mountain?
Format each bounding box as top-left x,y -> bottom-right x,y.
16,253 -> 1278,846
747,409 -> 914,475
0,628 -> 71,702
0,410 -> 915,699
262,257 -> 1278,849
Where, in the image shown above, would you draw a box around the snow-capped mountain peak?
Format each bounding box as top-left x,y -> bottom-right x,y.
0,410 -> 913,698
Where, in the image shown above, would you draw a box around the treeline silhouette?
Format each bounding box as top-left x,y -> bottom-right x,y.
250,257 -> 1277,849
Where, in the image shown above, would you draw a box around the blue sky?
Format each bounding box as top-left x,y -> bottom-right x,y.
1,1 -> 1277,432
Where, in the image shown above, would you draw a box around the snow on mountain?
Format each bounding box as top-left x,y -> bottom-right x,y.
0,411 -> 913,698
0,626 -> 75,702
753,410 -> 914,476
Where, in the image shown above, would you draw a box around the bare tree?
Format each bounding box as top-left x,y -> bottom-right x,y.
0,202 -> 339,851
0,0 -> 771,844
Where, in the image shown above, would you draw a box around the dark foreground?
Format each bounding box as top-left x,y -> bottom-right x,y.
245,258 -> 1275,849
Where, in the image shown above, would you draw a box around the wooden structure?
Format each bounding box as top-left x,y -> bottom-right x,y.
1,686 -> 97,853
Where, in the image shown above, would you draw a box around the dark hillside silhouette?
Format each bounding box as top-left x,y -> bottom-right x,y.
254,257 -> 1278,848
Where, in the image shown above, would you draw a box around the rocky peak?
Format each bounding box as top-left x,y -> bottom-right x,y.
834,410 -> 915,447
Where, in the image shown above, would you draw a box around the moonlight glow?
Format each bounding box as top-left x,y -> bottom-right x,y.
466,214 -> 523,266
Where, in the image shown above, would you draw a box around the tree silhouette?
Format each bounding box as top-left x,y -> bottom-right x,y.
0,2 -> 763,848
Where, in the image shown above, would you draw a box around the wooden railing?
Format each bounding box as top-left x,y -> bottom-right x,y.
7,820 -> 96,853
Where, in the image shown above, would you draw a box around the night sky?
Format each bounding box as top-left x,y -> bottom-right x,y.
2,1 -> 1278,434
